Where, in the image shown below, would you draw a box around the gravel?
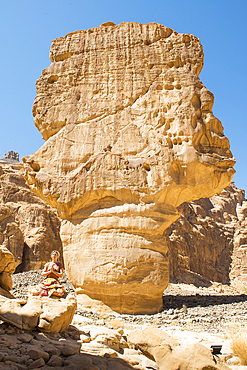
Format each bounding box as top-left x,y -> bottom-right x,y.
11,271 -> 247,334
11,269 -> 76,300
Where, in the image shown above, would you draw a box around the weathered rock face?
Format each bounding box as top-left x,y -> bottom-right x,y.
128,326 -> 229,370
230,195 -> 247,289
165,182 -> 247,288
0,244 -> 15,291
0,294 -> 77,333
0,204 -> 24,270
24,22 -> 235,313
0,163 -> 62,271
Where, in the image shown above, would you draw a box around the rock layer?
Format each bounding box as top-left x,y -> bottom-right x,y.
24,22 -> 235,314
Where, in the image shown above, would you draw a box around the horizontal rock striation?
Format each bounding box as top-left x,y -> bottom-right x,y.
24,22 -> 235,314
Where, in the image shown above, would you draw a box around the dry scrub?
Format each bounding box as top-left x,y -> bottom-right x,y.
231,328 -> 247,365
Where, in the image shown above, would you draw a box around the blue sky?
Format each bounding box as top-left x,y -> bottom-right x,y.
0,0 -> 246,192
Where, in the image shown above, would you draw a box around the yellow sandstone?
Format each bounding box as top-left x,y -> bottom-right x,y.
24,22 -> 235,314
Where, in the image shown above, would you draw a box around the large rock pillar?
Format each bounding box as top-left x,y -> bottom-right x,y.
24,22 -> 235,313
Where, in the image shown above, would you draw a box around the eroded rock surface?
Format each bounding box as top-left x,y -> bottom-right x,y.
165,182 -> 247,286
0,294 -> 76,333
128,326 -> 230,370
24,22 -> 235,313
0,244 -> 15,291
0,320 -> 231,370
0,162 -> 62,271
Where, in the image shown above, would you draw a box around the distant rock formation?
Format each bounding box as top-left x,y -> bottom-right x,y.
0,162 -> 62,271
3,151 -> 19,162
165,182 -> 247,289
24,22 -> 235,314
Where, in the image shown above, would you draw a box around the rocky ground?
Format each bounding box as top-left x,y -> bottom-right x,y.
11,270 -> 247,335
0,270 -> 243,369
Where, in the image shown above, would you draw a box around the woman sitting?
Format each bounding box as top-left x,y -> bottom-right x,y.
30,250 -> 64,297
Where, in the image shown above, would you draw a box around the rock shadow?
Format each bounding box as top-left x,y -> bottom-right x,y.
162,293 -> 247,310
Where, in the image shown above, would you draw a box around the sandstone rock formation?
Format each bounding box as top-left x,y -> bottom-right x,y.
0,319 -> 232,369
0,162 -> 62,271
24,22 -> 235,314
165,182 -> 247,286
128,326 -> 230,370
0,204 -> 24,270
0,294 -> 76,333
0,244 -> 15,292
230,194 -> 247,289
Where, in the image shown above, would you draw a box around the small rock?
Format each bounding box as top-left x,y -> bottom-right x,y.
4,360 -> 12,365
33,332 -> 49,342
18,355 -> 30,364
182,304 -> 188,314
47,354 -> 63,367
167,309 -> 174,315
17,333 -> 33,343
5,326 -> 17,335
79,333 -> 91,343
226,355 -> 241,365
42,343 -> 61,356
26,347 -> 49,362
4,355 -> 19,362
28,357 -> 45,369
59,343 -> 81,356
14,364 -> 28,370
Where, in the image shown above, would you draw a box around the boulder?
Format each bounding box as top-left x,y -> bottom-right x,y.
0,294 -> 76,333
23,22 -> 235,314
161,342 -> 230,370
127,326 -> 179,362
38,294 -> 77,333
127,326 -> 230,370
0,298 -> 42,330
